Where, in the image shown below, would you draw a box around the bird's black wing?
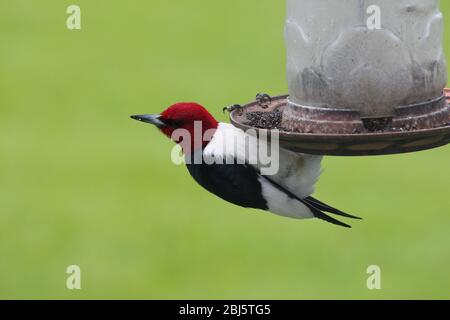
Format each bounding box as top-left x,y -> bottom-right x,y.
187,153 -> 360,228
186,161 -> 268,210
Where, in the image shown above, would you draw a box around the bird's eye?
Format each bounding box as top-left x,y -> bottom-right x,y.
173,120 -> 183,128
165,119 -> 183,128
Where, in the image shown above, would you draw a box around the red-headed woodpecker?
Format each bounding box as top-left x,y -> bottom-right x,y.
131,102 -> 361,228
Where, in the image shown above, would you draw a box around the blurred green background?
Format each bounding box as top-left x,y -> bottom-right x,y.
0,0 -> 449,299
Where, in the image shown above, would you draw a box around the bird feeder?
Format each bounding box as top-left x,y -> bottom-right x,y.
230,0 -> 450,156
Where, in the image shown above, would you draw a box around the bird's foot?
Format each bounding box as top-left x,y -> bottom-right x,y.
256,93 -> 272,108
223,104 -> 244,115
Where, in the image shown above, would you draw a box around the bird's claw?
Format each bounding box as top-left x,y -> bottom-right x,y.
223,104 -> 244,114
256,93 -> 272,108
222,94 -> 271,114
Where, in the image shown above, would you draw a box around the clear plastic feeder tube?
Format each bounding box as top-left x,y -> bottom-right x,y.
285,0 -> 447,118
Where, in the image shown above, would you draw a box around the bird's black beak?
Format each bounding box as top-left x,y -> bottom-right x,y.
130,114 -> 166,128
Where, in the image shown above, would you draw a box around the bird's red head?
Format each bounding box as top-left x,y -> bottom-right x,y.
131,102 -> 219,153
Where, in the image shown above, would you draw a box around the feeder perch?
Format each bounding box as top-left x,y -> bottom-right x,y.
230,0 -> 450,156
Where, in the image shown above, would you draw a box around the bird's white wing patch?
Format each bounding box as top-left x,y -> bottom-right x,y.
272,149 -> 323,199
259,177 -> 314,219
204,122 -> 322,199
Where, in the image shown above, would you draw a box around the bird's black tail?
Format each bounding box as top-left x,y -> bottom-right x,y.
261,175 -> 362,228
301,196 -> 362,228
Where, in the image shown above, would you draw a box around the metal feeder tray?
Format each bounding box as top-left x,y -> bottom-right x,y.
230,89 -> 450,156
